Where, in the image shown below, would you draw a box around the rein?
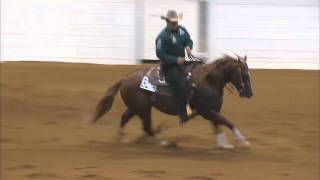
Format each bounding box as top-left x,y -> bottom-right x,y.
187,53 -> 205,63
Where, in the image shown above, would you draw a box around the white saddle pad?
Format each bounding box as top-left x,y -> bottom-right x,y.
140,76 -> 157,92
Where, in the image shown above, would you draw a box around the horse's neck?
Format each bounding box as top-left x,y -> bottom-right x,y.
208,72 -> 228,92
185,62 -> 202,72
193,63 -> 229,92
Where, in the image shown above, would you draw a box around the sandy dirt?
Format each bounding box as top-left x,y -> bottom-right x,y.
1,62 -> 319,180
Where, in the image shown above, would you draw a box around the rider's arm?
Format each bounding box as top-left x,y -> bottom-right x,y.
184,29 -> 193,50
156,36 -> 177,66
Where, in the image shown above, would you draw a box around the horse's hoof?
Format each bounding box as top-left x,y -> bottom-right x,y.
116,136 -> 130,143
235,140 -> 251,148
159,140 -> 178,148
216,144 -> 235,150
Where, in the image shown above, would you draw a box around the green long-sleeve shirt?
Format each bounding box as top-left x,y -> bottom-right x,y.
155,26 -> 193,67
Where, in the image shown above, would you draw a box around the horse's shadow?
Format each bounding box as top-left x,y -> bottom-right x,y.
87,135 -> 253,162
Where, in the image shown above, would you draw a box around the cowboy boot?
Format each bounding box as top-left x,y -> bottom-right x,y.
186,104 -> 192,116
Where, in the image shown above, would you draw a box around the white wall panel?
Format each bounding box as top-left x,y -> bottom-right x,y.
209,2 -> 319,69
1,0 -> 136,64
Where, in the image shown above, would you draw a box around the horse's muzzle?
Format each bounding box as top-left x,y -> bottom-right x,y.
239,89 -> 253,98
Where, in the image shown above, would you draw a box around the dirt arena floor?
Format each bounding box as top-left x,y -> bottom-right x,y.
1,62 -> 319,180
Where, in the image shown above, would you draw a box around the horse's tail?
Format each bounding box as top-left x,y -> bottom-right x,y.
91,80 -> 122,123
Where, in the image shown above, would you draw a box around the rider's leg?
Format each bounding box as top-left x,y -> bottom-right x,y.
164,67 -> 189,122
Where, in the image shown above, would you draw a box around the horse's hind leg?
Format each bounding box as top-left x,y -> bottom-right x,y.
137,109 -> 154,136
118,109 -> 135,136
137,109 -> 175,147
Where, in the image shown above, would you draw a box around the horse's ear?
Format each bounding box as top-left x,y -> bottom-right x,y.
244,55 -> 247,62
237,54 -> 241,62
232,52 -> 241,62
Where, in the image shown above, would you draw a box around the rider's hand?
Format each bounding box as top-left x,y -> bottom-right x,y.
177,57 -> 185,65
186,46 -> 192,55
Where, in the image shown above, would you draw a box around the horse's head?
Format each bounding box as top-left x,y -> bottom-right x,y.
226,54 -> 253,98
200,54 -> 253,98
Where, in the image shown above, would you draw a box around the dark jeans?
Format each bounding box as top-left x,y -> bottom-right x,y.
163,66 -> 188,120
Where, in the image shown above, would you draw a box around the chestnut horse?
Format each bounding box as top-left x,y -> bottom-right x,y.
92,54 -> 253,149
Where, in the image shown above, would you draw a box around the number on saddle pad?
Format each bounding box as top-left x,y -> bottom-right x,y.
140,76 -> 157,92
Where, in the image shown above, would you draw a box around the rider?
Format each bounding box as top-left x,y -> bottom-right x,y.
155,10 -> 193,124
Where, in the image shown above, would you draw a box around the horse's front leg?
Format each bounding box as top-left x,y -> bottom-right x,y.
203,110 -> 251,148
211,122 -> 234,149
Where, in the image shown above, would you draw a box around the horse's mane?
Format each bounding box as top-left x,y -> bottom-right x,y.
210,54 -> 241,69
191,54 -> 240,83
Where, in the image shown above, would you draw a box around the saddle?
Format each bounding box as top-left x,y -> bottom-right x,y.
140,54 -> 204,93
140,63 -> 199,93
140,65 -> 171,92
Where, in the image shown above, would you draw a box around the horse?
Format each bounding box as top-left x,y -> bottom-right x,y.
91,54 -> 253,149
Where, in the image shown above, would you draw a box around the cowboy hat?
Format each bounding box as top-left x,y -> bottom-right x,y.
160,10 -> 183,22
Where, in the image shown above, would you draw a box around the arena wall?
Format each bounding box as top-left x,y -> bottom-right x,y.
1,0 -> 319,69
